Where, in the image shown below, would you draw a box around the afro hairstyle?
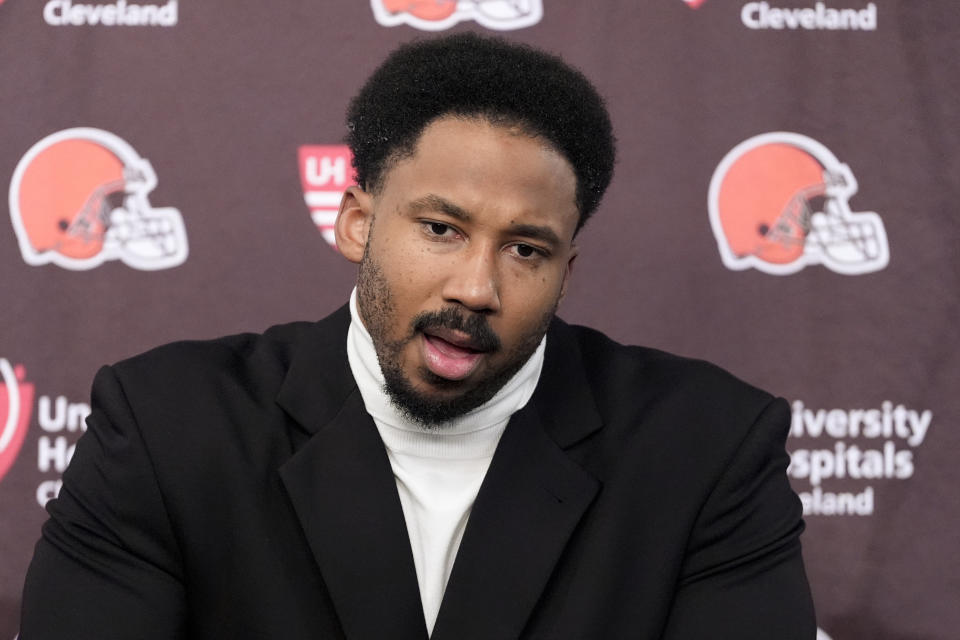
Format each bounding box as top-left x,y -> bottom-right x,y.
345,32 -> 616,231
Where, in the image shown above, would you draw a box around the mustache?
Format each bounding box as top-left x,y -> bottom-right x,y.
412,307 -> 502,352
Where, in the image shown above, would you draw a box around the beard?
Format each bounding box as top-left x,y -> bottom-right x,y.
356,245 -> 554,428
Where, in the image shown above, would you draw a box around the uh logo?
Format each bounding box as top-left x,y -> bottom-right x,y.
0,358 -> 35,484
298,145 -> 354,250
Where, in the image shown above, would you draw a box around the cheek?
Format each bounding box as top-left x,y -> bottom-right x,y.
392,255 -> 439,301
376,246 -> 445,319
505,263 -> 566,305
500,280 -> 561,333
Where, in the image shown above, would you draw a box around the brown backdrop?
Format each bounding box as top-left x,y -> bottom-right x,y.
2,2 -> 958,638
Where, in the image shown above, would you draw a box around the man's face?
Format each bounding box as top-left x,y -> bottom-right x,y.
345,117 -> 579,426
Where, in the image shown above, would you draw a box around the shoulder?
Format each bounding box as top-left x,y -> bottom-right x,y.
547,319 -> 794,520
107,305 -> 350,403
84,307 -> 352,453
544,317 -> 786,480
113,319 -> 318,373
552,318 -> 774,415
81,309 -> 350,483
108,320 -> 316,398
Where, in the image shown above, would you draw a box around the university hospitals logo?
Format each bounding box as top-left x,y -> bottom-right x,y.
708,132 -> 888,275
0,359 -> 34,484
371,0 -> 542,31
788,398 -> 931,518
0,360 -> 91,505
9,128 -> 188,271
298,145 -> 354,249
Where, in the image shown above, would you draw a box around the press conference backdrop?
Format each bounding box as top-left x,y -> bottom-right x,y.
1,2 -> 957,638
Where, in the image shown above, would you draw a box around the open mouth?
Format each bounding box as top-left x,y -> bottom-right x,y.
420,329 -> 487,381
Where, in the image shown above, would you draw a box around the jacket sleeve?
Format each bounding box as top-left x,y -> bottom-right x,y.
661,397 -> 817,640
20,365 -> 187,639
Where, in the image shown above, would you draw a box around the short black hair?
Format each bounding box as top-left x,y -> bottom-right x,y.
346,32 -> 616,231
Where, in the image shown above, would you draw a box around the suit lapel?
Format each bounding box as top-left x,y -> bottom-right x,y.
276,307 -> 427,640
431,319 -> 603,640
275,310 -> 603,640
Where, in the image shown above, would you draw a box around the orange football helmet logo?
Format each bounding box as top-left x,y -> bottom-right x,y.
708,132 -> 888,275
9,128 -> 188,270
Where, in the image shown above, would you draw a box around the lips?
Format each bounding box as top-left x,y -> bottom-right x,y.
421,330 -> 486,381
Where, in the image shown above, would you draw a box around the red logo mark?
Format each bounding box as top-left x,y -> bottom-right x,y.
371,0 -> 542,31
381,0 -> 457,21
0,359 -> 35,483
298,145 -> 354,250
684,0 -> 708,8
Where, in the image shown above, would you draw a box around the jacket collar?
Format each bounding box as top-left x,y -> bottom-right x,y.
275,304 -> 354,434
533,316 -> 605,448
277,307 -> 603,639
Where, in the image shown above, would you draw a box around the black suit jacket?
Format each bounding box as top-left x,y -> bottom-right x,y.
21,306 -> 815,639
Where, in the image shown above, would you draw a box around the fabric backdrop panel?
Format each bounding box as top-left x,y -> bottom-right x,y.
1,2 -> 957,638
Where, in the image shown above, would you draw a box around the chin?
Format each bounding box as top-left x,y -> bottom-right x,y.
418,368 -> 476,391
383,366 -> 497,427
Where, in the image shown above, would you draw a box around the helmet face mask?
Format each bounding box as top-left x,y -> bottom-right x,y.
106,198 -> 186,265
9,128 -> 188,271
473,0 -> 537,20
808,194 -> 887,271
708,132 -> 889,276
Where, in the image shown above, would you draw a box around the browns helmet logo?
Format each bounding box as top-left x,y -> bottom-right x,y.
371,0 -> 542,31
708,132 -> 889,275
0,359 -> 34,484
9,128 -> 188,271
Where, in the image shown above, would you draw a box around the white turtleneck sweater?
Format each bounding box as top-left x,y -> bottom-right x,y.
346,289 -> 545,635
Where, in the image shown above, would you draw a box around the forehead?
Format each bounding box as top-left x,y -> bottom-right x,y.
376,117 -> 579,237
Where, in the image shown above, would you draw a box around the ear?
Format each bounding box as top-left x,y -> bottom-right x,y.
334,186 -> 374,264
559,246 -> 578,300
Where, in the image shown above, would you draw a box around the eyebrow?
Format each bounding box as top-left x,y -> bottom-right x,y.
408,194 -> 472,223
506,223 -> 561,247
407,193 -> 562,247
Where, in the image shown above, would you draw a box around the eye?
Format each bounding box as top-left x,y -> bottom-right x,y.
509,243 -> 546,261
515,244 -> 536,258
428,222 -> 450,236
420,221 -> 461,243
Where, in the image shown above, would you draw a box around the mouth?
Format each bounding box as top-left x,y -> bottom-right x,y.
420,329 -> 488,381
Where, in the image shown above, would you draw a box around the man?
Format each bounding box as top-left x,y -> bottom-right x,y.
21,34 -> 815,639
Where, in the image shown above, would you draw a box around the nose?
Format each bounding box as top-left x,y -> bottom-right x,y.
441,243 -> 501,314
